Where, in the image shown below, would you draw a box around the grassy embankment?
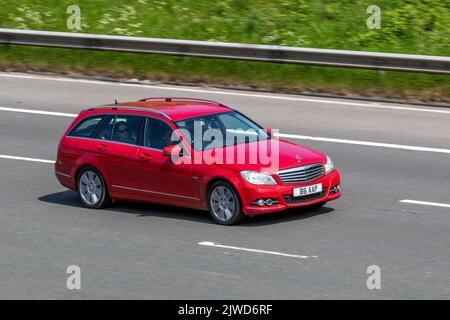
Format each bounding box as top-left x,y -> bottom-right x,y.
0,0 -> 449,102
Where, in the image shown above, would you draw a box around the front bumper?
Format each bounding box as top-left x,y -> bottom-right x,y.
239,169 -> 341,215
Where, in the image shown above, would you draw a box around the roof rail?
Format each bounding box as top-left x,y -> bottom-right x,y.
84,105 -> 172,120
139,97 -> 225,106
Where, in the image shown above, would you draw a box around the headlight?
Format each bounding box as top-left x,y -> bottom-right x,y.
325,155 -> 335,174
241,171 -> 277,185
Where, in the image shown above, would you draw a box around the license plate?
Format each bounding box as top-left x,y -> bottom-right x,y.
293,183 -> 322,197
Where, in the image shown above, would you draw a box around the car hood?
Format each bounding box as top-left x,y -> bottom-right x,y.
202,138 -> 326,174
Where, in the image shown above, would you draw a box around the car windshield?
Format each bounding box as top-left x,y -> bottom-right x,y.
175,111 -> 270,151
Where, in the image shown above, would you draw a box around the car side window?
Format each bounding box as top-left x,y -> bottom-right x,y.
96,115 -> 115,141
218,112 -> 260,143
111,115 -> 144,145
145,118 -> 177,150
68,116 -> 103,138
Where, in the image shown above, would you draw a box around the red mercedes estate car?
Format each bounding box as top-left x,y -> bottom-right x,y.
56,97 -> 341,225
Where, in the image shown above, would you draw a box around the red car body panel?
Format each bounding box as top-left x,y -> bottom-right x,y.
56,99 -> 341,215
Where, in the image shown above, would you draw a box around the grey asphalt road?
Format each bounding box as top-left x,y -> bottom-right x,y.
0,72 -> 449,299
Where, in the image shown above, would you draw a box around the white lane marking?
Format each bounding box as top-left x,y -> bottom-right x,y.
0,106 -> 449,155
0,73 -> 117,86
399,200 -> 450,208
0,106 -> 77,117
198,241 -> 314,259
1,72 -> 449,115
0,155 -> 55,164
276,133 -> 450,154
128,85 -> 450,115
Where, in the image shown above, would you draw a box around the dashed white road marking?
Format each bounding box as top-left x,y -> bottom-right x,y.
1,72 -> 449,115
198,241 -> 315,259
276,133 -> 450,154
0,155 -> 55,164
399,200 -> 450,208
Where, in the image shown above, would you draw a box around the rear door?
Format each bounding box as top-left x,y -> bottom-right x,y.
93,114 -> 144,193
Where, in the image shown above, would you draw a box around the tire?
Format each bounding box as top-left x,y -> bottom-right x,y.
309,201 -> 327,209
77,166 -> 110,209
207,181 -> 245,225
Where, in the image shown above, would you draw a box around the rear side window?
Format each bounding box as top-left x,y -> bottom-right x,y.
96,115 -> 115,141
68,116 -> 103,138
111,115 -> 144,145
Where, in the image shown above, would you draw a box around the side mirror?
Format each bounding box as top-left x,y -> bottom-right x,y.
162,144 -> 183,157
265,128 -> 273,136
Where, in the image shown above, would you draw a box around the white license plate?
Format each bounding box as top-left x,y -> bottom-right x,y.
293,183 -> 322,197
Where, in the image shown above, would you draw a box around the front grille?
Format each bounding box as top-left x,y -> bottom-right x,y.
277,163 -> 324,184
283,188 -> 327,204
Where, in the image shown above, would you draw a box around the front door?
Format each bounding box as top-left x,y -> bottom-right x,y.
137,117 -> 195,204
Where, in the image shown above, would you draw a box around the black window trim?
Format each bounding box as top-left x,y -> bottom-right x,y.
67,113 -> 157,148
66,113 -> 191,154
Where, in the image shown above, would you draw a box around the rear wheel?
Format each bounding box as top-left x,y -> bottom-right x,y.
77,167 -> 110,209
207,181 -> 245,225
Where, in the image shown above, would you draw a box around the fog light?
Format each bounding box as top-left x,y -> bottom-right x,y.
252,198 -> 279,207
330,184 -> 341,194
256,199 -> 266,206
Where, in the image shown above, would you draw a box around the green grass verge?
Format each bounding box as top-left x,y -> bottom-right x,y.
0,0 -> 449,102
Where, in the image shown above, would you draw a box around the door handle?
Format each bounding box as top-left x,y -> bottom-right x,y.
140,152 -> 152,161
98,144 -> 109,152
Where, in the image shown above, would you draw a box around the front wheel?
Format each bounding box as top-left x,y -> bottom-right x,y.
77,167 -> 110,209
207,181 -> 245,225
